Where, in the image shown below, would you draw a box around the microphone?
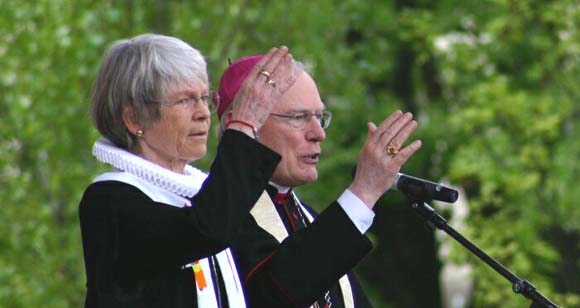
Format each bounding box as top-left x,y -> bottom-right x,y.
394,173 -> 458,203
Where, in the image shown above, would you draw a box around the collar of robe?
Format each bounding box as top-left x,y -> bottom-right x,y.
92,138 -> 208,198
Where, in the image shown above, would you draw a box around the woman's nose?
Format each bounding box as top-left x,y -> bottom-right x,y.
193,103 -> 211,120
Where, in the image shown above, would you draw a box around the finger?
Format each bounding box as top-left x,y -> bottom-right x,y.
370,110 -> 403,144
268,49 -> 293,81
377,112 -> 413,149
387,120 -> 418,150
391,139 -> 422,166
273,67 -> 297,96
246,47 -> 278,83
233,48 -> 278,101
364,122 -> 377,147
235,47 -> 284,104
266,53 -> 295,95
255,46 -> 289,83
358,123 -> 377,155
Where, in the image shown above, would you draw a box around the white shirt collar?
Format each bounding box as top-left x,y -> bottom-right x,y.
268,181 -> 291,194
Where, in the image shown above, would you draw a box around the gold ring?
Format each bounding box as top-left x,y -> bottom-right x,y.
386,145 -> 399,155
259,70 -> 271,78
267,79 -> 277,87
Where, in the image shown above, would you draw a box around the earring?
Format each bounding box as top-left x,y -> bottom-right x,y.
136,129 -> 144,137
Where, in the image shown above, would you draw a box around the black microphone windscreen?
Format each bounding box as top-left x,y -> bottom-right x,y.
396,173 -> 458,203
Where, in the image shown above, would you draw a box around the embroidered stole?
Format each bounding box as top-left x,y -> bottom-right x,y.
250,191 -> 355,308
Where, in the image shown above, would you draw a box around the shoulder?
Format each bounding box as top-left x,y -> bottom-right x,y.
79,181 -> 152,215
82,180 -> 149,200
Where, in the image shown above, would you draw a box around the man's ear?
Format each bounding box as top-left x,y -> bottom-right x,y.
224,111 -> 233,123
122,106 -> 140,135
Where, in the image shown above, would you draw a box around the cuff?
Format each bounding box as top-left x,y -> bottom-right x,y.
337,189 -> 375,234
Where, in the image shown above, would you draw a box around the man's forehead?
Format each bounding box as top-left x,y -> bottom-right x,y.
275,72 -> 324,112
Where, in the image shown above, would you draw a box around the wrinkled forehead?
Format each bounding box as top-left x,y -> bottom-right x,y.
275,71 -> 324,113
167,79 -> 209,94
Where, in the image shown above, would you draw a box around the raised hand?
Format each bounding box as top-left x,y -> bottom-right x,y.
229,46 -> 297,132
349,110 -> 422,209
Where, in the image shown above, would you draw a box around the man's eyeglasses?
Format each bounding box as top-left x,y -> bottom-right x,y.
269,110 -> 332,129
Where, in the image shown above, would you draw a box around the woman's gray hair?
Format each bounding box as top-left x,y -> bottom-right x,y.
217,60 -> 306,139
91,33 -> 208,149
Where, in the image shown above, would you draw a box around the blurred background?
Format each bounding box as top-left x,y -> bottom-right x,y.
1,0 -> 579,307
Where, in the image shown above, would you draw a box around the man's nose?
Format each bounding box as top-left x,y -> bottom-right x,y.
305,116 -> 326,141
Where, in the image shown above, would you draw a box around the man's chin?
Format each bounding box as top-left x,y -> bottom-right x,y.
272,169 -> 319,187
296,173 -> 318,186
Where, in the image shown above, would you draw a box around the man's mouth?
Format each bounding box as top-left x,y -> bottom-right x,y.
301,153 -> 320,163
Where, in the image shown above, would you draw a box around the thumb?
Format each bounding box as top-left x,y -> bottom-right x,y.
367,122 -> 377,134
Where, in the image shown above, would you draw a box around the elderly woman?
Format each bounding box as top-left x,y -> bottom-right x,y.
79,34 -> 295,307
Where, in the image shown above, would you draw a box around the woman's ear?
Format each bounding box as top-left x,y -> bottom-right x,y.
122,106 -> 140,136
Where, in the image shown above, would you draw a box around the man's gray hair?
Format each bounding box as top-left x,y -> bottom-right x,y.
91,33 -> 208,149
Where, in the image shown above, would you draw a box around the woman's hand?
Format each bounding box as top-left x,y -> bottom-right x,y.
229,46 -> 296,133
348,110 -> 422,209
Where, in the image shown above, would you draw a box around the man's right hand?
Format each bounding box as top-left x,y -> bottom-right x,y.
228,46 -> 297,135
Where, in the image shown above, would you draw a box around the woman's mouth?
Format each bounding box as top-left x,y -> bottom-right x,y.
189,131 -> 207,138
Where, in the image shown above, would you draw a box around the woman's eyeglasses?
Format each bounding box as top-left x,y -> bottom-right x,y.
166,92 -> 215,112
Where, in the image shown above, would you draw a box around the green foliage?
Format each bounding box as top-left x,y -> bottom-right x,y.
434,1 -> 580,306
1,0 -> 579,307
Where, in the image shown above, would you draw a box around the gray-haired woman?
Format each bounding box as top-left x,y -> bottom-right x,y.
79,33 -> 295,307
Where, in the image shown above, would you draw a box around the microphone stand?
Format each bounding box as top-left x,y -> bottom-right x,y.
405,195 -> 559,308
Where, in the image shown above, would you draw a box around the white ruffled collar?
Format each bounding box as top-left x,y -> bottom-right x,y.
92,139 -> 208,198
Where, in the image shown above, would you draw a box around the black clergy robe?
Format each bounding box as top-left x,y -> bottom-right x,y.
231,185 -> 374,307
79,130 -> 280,307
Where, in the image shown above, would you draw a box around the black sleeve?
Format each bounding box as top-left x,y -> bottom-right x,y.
231,201 -> 373,307
79,130 -> 280,282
